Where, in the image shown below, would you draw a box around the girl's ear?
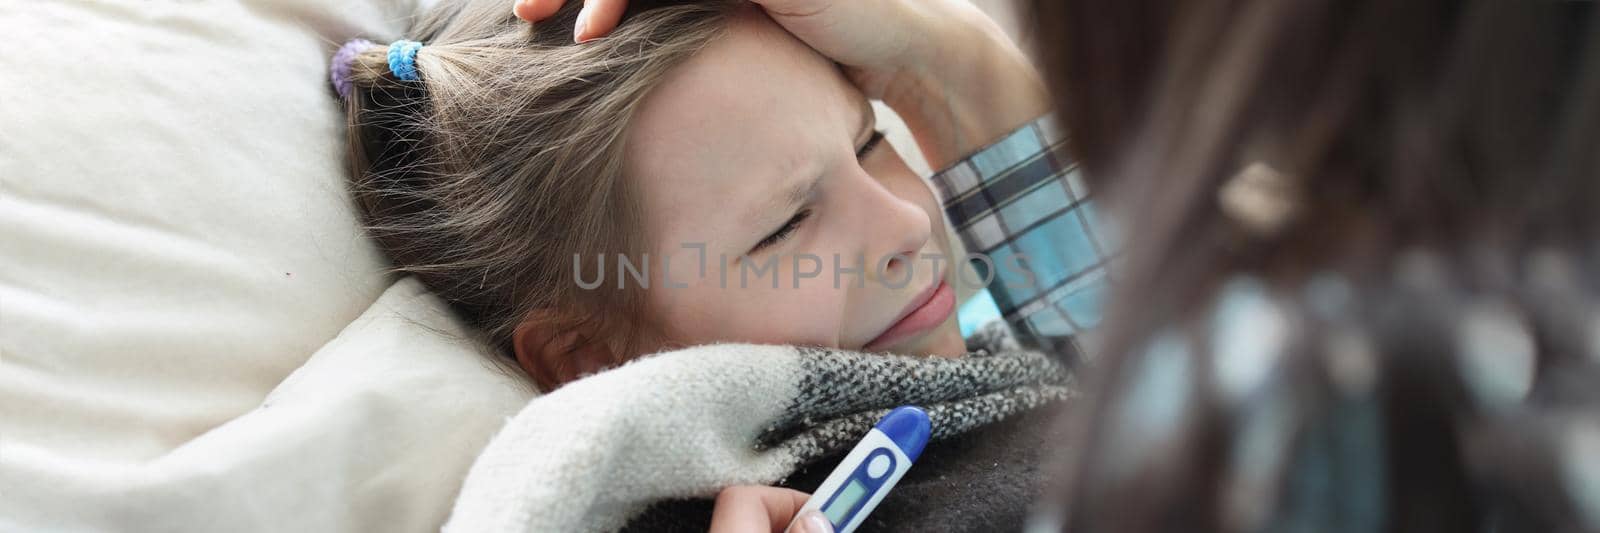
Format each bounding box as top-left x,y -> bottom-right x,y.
512,312 -> 616,391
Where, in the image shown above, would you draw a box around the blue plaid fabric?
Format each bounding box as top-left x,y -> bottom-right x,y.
932,115 -> 1114,357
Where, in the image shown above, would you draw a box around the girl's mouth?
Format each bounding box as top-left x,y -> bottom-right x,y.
864,279 -> 955,351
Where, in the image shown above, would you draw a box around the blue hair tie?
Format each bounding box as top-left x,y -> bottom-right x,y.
387,40 -> 424,82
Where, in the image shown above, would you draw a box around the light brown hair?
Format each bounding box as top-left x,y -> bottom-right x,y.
339,0 -> 740,390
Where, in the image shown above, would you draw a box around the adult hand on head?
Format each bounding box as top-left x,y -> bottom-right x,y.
707,486 -> 832,533
511,0 -> 1048,169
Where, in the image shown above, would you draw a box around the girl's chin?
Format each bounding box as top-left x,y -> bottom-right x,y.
928,326 -> 970,358
888,321 -> 967,358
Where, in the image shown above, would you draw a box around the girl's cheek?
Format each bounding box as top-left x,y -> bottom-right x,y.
657,280 -> 844,348
765,283 -> 848,346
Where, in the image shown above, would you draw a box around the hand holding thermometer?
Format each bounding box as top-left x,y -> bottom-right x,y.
786,406 -> 931,533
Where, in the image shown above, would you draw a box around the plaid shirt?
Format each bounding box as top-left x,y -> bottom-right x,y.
933,115 -> 1113,360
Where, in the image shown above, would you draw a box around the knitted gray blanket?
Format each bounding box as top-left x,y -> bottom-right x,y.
444,322 -> 1074,532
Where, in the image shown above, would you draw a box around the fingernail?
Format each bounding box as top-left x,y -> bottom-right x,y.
794,510 -> 834,533
573,9 -> 589,43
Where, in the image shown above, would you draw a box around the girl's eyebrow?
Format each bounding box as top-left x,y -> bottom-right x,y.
776,174 -> 824,220
743,101 -> 872,228
739,168 -> 821,230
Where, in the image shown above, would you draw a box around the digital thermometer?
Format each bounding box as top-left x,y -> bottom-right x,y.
786,406 -> 931,533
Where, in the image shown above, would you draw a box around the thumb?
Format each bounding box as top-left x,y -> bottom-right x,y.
789,509 -> 835,533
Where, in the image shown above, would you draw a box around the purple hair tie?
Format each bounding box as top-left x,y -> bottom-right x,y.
330,39 -> 376,100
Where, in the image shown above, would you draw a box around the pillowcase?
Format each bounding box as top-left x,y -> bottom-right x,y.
3,277 -> 533,531
0,1 -> 532,530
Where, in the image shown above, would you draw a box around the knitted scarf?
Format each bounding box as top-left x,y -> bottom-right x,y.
444,321 -> 1075,532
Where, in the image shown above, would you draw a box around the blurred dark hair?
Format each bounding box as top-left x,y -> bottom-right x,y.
1025,0 -> 1600,531
1033,0 -> 1598,343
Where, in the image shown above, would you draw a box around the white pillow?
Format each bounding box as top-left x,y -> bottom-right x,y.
0,1 -> 532,530
3,278 -> 533,531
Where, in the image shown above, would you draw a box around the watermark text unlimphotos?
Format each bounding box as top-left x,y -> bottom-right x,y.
572,242 -> 1037,291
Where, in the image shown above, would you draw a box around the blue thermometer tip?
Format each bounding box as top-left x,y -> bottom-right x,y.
873,406 -> 931,461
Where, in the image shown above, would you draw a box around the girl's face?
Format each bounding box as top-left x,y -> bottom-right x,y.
623,8 -> 965,358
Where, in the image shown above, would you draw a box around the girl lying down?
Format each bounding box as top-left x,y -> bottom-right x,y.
331,0 -> 1074,530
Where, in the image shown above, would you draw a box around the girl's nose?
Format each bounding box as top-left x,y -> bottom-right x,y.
861,177 -> 933,282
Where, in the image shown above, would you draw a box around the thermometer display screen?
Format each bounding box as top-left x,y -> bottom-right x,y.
823,479 -> 869,524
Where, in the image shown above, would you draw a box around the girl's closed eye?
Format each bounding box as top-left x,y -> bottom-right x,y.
750,131 -> 884,254
857,130 -> 886,159
751,209 -> 812,253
